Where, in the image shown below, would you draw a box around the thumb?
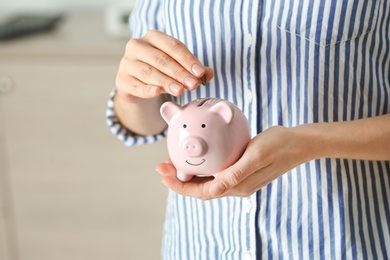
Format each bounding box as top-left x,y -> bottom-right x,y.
209,162 -> 250,197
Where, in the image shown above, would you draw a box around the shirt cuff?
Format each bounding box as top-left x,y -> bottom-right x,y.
105,87 -> 167,146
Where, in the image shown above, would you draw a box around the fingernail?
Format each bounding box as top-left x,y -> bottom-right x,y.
210,181 -> 227,196
192,64 -> 204,77
184,76 -> 198,89
169,83 -> 182,94
201,74 -> 207,86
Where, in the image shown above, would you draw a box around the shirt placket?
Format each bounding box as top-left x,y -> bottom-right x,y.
242,0 -> 261,136
240,1 -> 261,259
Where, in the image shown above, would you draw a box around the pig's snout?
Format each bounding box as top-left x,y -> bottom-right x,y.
181,136 -> 207,157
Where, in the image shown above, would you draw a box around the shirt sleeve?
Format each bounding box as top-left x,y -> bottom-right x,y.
105,88 -> 168,146
106,0 -> 167,146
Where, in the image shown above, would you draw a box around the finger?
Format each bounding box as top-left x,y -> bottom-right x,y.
143,30 -> 206,78
161,175 -> 215,200
156,165 -> 213,199
126,39 -> 201,94
156,161 -> 216,199
163,159 -> 173,165
203,67 -> 214,85
126,59 -> 186,96
141,49 -> 202,91
116,57 -> 163,100
155,162 -> 176,177
116,73 -> 162,101
209,155 -> 255,197
126,32 -> 215,94
129,41 -> 201,92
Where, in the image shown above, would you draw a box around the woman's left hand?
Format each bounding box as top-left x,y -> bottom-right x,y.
156,126 -> 314,200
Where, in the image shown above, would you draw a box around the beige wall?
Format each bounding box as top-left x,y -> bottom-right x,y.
0,11 -> 168,260
0,0 -> 132,12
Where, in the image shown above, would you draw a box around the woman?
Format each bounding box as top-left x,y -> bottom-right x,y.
107,0 -> 390,259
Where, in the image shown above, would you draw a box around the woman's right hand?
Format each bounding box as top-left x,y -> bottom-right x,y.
115,29 -> 214,103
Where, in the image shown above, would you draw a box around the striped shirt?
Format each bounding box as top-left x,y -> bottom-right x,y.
106,0 -> 390,259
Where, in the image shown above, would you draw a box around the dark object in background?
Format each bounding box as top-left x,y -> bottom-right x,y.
0,14 -> 64,41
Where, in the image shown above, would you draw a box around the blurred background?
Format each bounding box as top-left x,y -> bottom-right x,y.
0,1 -> 169,259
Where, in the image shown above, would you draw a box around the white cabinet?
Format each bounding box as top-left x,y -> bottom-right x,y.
0,12 -> 168,260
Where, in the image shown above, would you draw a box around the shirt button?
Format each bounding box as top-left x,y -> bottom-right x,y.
245,33 -> 253,47
243,252 -> 253,260
245,90 -> 253,102
245,200 -> 253,213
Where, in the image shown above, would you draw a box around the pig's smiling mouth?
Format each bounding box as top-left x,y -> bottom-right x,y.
185,159 -> 205,166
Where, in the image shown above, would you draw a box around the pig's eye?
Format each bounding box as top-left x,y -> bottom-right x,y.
201,124 -> 206,128
183,124 -> 187,128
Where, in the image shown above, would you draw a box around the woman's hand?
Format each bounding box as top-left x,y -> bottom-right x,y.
156,114 -> 390,199
156,126 -> 315,200
115,29 -> 214,103
113,30 -> 214,135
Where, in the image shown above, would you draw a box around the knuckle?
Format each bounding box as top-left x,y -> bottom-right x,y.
115,70 -> 124,86
227,168 -> 242,187
256,144 -> 267,159
154,53 -> 171,68
172,67 -> 186,80
130,80 -> 142,91
156,77 -> 168,88
167,38 -> 184,52
115,87 -> 133,101
117,57 -> 129,73
115,85 -> 126,96
139,66 -> 154,81
126,38 -> 142,51
116,80 -> 134,95
115,77 -> 122,89
115,74 -> 130,93
115,75 -> 148,101
183,52 -> 197,64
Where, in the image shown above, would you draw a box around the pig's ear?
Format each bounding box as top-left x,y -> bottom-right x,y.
210,101 -> 235,124
160,101 -> 183,123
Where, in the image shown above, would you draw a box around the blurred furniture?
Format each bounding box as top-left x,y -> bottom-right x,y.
0,11 -> 168,260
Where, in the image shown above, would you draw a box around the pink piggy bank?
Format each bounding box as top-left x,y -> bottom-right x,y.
160,98 -> 251,182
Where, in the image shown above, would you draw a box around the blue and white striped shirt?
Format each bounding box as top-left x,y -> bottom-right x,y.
106,0 -> 390,259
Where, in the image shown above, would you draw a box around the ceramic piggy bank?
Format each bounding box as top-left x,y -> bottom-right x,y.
160,98 -> 251,182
